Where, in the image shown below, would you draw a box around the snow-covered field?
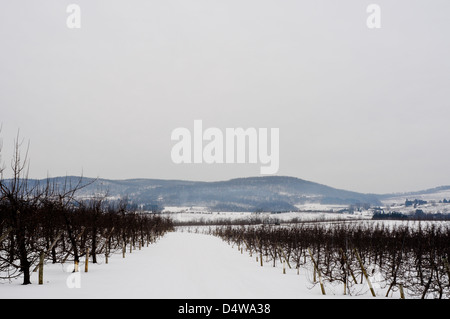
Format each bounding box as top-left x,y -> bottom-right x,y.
0,230 -> 389,299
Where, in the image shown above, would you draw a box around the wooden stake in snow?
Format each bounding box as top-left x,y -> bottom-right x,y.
399,284 -> 405,299
38,251 -> 44,285
308,248 -> 325,295
85,248 -> 89,272
354,249 -> 376,297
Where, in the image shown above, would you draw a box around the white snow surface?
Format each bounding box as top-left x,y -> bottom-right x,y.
0,231 -> 386,299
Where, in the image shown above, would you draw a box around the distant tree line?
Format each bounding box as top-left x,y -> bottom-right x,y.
405,199 -> 428,207
373,211 -> 450,221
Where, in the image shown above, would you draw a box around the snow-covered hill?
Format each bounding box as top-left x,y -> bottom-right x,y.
21,176 -> 381,212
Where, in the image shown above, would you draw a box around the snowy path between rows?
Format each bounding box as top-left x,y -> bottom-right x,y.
1,231 -> 351,299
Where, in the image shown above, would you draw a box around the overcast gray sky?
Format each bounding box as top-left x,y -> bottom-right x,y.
1,0 -> 449,194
